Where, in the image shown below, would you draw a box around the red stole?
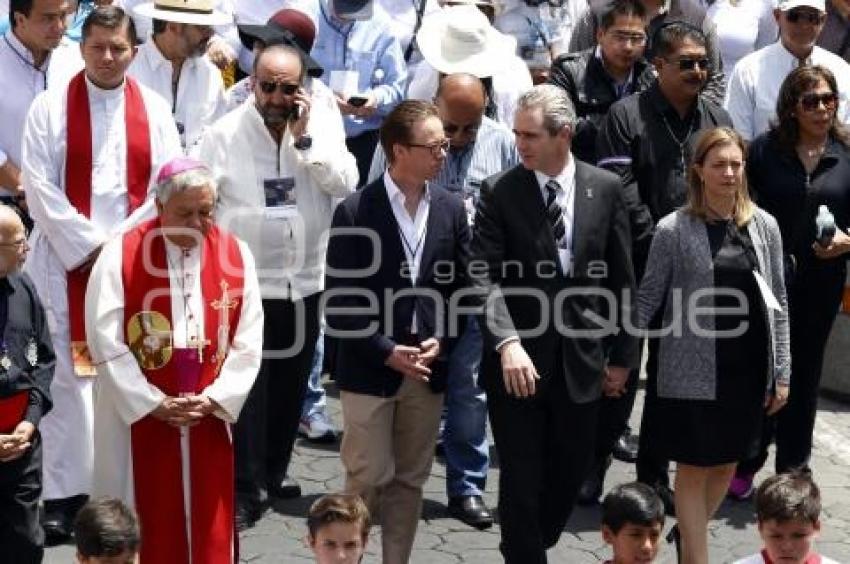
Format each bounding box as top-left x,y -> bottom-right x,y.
122,219 -> 244,564
761,550 -> 822,564
0,391 -> 28,433
66,70 -> 151,376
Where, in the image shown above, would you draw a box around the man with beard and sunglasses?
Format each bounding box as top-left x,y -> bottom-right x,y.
197,43 -> 358,531
129,0 -> 230,152
725,0 -> 850,141
595,21 -> 732,514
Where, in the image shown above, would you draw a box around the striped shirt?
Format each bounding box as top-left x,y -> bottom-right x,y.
367,116 -> 519,224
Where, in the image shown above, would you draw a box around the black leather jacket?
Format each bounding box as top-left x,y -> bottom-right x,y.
549,48 -> 652,164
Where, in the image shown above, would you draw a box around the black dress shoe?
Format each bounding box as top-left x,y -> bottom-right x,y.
235,500 -> 263,532
448,495 -> 494,530
612,428 -> 639,463
42,511 -> 73,546
577,455 -> 612,506
655,483 -> 676,517
268,475 -> 302,499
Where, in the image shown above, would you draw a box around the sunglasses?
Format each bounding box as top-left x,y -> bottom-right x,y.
407,139 -> 451,156
671,57 -> 710,72
786,9 -> 824,24
443,122 -> 481,136
608,31 -> 647,46
799,92 -> 838,112
258,81 -> 299,95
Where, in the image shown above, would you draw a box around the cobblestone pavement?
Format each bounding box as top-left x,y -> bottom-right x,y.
46,382 -> 850,563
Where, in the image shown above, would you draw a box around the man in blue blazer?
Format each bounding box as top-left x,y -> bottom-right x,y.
325,100 -> 471,564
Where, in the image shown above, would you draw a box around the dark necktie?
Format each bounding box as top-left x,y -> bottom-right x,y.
545,179 -> 566,245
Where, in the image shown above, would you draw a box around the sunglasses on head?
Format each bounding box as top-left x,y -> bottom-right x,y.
786,8 -> 824,24
258,81 -> 299,95
799,92 -> 838,111
673,57 -> 710,72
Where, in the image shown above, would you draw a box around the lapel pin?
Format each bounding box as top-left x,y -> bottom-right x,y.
585,188 -> 593,199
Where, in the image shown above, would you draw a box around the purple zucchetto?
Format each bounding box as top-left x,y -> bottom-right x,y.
155,157 -> 210,186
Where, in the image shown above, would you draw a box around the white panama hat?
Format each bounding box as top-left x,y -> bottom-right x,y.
416,5 -> 516,79
134,0 -> 232,27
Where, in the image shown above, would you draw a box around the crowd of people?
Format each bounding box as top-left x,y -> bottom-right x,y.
1,0 -> 850,562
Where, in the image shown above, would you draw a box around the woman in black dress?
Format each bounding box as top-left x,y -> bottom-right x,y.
731,65 -> 850,497
637,127 -> 790,564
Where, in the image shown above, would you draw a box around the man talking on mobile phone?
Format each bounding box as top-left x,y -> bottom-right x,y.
197,42 -> 359,531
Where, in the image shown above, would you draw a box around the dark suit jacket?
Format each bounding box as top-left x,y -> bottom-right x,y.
471,160 -> 639,404
325,177 -> 471,396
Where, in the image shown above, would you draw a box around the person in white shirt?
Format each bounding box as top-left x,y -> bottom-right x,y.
374,0 -> 441,81
1,0 -> 82,201
408,3 -> 533,128
704,0 -> 777,87
86,157 -> 263,563
129,0 -> 230,151
197,42 -> 357,531
20,5 -> 181,543
724,0 -> 850,140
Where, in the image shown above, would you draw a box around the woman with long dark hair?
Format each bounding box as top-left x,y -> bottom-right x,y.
730,65 -> 850,498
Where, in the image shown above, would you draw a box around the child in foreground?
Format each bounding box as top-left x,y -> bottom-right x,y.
733,472 -> 839,564
601,482 -> 665,563
74,497 -> 139,564
307,493 -> 371,564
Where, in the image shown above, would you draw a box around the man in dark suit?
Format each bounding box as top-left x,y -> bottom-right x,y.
324,100 -> 471,564
471,84 -> 639,563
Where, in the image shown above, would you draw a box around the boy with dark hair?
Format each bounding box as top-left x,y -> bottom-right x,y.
74,497 -> 140,564
732,473 -> 839,564
306,493 -> 371,564
600,482 -> 664,564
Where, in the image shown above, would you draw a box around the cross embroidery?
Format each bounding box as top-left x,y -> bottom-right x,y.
210,281 -> 239,369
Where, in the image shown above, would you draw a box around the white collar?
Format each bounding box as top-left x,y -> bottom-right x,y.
164,236 -> 200,262
84,74 -> 126,100
384,170 -> 431,208
4,29 -> 47,68
534,153 -> 576,192
776,40 -> 814,65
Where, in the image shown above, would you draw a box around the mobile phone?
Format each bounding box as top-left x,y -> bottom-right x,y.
348,96 -> 368,107
285,105 -> 301,121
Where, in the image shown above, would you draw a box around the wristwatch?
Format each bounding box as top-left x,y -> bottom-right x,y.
294,135 -> 312,151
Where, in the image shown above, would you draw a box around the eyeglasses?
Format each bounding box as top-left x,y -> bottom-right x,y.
443,121 -> 481,136
406,139 -> 451,156
669,57 -> 710,72
258,81 -> 299,95
786,9 -> 825,24
0,238 -> 27,249
799,92 -> 838,112
608,31 -> 647,46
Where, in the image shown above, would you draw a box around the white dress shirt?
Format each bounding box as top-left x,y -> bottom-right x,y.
534,154 -> 577,273
384,170 -> 430,331
128,39 -> 227,152
20,74 -> 182,500
724,41 -> 850,140
705,0 -> 777,87
198,95 -> 357,299
0,32 -> 82,187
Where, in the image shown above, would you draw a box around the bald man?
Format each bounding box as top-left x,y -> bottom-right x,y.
0,205 -> 56,562
368,73 -> 518,529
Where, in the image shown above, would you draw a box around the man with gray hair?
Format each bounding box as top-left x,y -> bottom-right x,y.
84,156 -> 263,561
470,84 -> 638,562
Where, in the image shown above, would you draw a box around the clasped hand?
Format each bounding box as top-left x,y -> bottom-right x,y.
151,395 -> 218,427
0,421 -> 35,462
385,338 -> 440,382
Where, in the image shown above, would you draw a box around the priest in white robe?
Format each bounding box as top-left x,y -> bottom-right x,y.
128,0 -> 230,152
86,157 -> 263,564
19,5 -> 181,541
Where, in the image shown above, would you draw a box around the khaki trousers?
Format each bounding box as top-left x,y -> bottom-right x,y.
340,378 -> 443,564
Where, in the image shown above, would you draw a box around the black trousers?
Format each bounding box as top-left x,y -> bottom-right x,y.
636,338 -> 671,488
591,365 -> 639,463
487,370 -> 598,564
738,269 -> 844,474
0,433 -> 43,564
345,129 -> 380,189
234,294 -> 322,502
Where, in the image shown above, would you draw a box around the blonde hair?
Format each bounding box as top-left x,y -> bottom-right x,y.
685,126 -> 754,227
